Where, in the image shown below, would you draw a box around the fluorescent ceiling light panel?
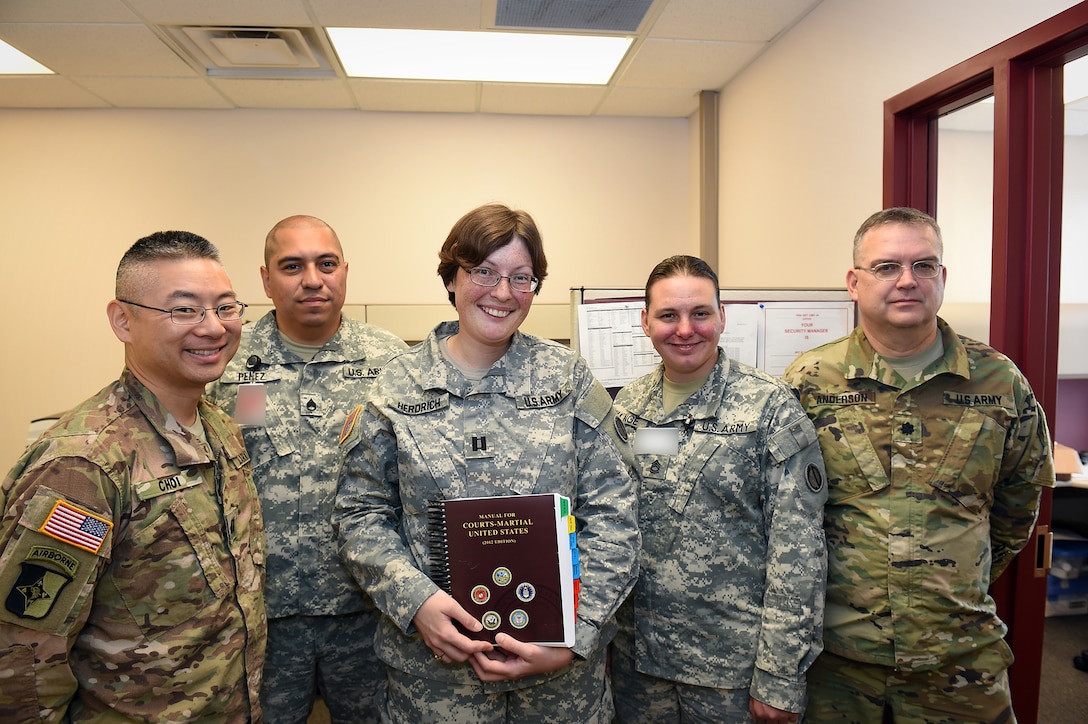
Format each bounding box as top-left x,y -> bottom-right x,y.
328,28 -> 631,85
0,39 -> 53,74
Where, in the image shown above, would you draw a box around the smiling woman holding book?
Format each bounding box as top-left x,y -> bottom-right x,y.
333,203 -> 640,723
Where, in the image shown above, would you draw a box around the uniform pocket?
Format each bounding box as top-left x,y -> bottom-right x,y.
0,644 -> 40,719
819,406 -> 890,505
111,497 -> 227,635
928,407 -> 1003,516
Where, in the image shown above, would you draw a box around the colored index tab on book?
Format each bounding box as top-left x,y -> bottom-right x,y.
428,493 -> 577,647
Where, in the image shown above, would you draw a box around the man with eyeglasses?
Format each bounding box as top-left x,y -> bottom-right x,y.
783,208 -> 1055,723
0,230 -> 266,722
206,215 -> 406,724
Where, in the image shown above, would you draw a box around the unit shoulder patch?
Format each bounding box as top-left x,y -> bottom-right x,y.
4,561 -> 72,620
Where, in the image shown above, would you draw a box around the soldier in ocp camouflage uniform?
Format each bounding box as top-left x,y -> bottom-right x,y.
0,231 -> 265,722
333,203 -> 639,723
782,208 -> 1055,724
609,256 -> 827,724
206,215 -> 407,723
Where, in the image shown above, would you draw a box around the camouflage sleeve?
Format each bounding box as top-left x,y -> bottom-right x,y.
569,372 -> 640,659
0,456 -> 113,722
990,387 -> 1054,579
751,401 -> 828,714
334,402 -> 439,632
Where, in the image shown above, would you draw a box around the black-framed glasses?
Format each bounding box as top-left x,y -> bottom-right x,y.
466,267 -> 539,293
854,260 -> 943,282
117,299 -> 247,325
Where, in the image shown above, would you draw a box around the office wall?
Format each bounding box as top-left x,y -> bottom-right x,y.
0,110 -> 693,466
716,0 -> 1082,290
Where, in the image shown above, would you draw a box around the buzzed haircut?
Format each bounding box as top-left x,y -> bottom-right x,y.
264,215 -> 341,266
853,207 -> 944,264
115,230 -> 221,300
644,255 -> 721,307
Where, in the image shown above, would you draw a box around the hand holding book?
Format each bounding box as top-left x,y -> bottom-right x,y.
413,589 -> 493,665
469,632 -> 576,682
428,494 -> 579,647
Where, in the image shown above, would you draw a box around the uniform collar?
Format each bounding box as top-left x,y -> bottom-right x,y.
420,320 -> 534,397
120,368 -> 218,467
845,316 -> 970,387
240,310 -> 369,364
636,352 -> 731,425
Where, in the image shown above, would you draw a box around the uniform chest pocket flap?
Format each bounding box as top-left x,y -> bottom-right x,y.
928,407 -> 1004,515
823,406 -> 891,504
664,435 -> 723,516
112,495 -> 229,636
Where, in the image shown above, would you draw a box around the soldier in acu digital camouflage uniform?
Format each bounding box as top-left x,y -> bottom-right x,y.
0,231 -> 266,722
206,215 -> 406,723
609,255 -> 828,724
333,203 -> 640,723
782,208 -> 1055,723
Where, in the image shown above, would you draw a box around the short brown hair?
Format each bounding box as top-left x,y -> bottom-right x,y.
437,203 -> 548,306
853,207 -> 943,264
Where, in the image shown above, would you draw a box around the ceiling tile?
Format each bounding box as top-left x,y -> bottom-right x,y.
480,83 -> 607,116
651,0 -> 818,42
617,38 -> 762,90
346,77 -> 479,113
126,0 -> 313,27
597,86 -> 700,117
0,75 -> 110,107
75,76 -> 233,108
211,77 -> 354,108
0,23 -> 198,76
307,0 -> 487,30
0,0 -> 137,23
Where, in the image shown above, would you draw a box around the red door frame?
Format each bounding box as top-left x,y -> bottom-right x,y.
883,3 -> 1088,721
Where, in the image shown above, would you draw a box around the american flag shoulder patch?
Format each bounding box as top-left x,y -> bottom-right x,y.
39,500 -> 112,554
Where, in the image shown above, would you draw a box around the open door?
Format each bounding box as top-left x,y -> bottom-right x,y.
883,3 -> 1088,721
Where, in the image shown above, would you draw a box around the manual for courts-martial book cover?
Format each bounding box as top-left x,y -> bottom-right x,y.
428,493 -> 578,647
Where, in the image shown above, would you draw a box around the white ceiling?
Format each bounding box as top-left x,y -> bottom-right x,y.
0,0 -> 822,117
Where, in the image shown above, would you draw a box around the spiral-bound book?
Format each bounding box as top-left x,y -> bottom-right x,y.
428,493 -> 578,647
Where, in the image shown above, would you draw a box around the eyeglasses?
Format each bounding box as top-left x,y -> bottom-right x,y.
117,299 -> 247,325
466,267 -> 539,293
854,260 -> 943,282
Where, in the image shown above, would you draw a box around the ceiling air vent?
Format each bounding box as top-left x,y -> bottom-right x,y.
170,26 -> 334,77
496,0 -> 652,33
